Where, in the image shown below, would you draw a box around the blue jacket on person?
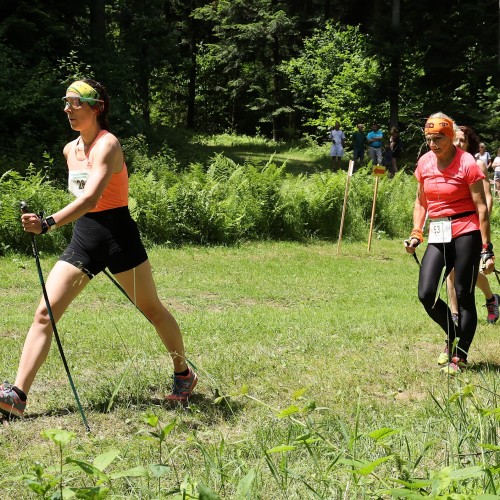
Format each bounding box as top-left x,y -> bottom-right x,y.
367,130 -> 383,148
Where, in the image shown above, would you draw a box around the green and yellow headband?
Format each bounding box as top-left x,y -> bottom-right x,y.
66,81 -> 101,105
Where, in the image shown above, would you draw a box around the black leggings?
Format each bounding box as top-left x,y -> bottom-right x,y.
418,230 -> 481,358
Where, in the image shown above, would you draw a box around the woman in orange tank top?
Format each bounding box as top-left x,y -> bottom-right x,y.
0,79 -> 197,420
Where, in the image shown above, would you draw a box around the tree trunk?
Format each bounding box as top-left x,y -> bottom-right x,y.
389,0 -> 400,129
272,33 -> 280,141
186,0 -> 197,129
89,0 -> 106,50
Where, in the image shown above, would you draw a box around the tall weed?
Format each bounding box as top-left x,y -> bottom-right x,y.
6,380 -> 500,498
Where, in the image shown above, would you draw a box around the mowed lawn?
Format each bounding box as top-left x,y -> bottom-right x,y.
1,239 -> 500,497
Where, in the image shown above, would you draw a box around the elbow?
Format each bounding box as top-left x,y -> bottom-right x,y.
478,206 -> 489,222
80,195 -> 100,212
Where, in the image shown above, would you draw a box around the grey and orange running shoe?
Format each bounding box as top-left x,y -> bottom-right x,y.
0,381 -> 26,418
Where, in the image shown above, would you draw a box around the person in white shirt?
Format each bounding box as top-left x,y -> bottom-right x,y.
328,121 -> 345,171
492,147 -> 500,196
475,143 -> 492,170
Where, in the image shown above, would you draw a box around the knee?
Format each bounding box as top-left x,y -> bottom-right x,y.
418,290 -> 435,310
140,301 -> 171,325
33,304 -> 51,328
455,288 -> 474,308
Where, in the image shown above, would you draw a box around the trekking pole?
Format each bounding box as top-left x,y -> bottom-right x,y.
20,202 -> 90,432
102,269 -> 152,324
412,252 -> 421,267
494,268 -> 500,287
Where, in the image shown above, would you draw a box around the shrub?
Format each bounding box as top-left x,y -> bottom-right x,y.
0,154 -> 416,252
0,168 -> 72,255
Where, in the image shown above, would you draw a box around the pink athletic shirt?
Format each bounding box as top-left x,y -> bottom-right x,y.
66,130 -> 128,212
415,147 -> 484,238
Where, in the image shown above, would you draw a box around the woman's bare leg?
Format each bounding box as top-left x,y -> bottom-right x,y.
14,261 -> 90,394
446,271 -> 458,316
476,272 -> 493,301
113,260 -> 187,373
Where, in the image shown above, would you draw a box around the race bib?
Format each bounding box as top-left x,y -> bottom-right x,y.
68,170 -> 90,198
428,220 -> 452,244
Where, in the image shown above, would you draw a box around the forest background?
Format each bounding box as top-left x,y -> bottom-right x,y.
1,0 -> 499,182
0,0 -> 500,254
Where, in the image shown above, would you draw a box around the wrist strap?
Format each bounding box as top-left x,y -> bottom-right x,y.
40,219 -> 49,234
410,228 -> 424,243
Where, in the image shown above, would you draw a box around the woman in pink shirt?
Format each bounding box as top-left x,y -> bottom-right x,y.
404,113 -> 494,374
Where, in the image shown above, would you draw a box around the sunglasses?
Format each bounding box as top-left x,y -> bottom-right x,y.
62,96 -> 103,109
425,135 -> 447,144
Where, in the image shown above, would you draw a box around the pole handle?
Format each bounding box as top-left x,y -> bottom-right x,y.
20,201 -> 29,214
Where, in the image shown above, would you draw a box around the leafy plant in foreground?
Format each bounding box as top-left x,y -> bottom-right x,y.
0,428 -> 147,498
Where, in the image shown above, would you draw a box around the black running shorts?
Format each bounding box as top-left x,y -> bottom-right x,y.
59,206 -> 148,279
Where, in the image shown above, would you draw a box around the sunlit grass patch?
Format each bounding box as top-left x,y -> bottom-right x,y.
1,240 -> 500,496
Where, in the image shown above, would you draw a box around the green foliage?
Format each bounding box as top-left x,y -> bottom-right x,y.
477,77 -> 500,147
0,167 -> 72,255
373,169 -> 417,238
283,22 -> 380,131
129,153 -> 414,245
1,153 -> 416,251
5,428 -> 146,498
7,381 -> 500,497
2,0 -> 500,165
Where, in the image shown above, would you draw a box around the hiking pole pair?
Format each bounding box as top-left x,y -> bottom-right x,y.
20,202 -> 90,432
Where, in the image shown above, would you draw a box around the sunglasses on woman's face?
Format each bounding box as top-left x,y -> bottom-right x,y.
425,135 -> 447,145
62,96 -> 103,109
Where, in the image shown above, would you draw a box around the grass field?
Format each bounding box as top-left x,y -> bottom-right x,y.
1,239 -> 500,497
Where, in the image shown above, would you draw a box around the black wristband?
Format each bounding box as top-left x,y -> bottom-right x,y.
45,215 -> 56,230
482,242 -> 493,252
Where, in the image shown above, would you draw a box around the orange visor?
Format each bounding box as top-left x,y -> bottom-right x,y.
424,117 -> 454,139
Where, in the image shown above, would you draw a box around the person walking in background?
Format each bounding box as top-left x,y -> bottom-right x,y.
0,79 -> 197,419
404,112 -> 494,374
475,143 -> 492,171
367,123 -> 383,165
382,143 -> 392,171
389,127 -> 402,176
328,121 -> 345,171
351,123 -> 366,172
493,147 -> 500,197
446,125 -> 499,325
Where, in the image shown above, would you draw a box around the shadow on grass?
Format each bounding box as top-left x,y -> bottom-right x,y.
19,390 -> 245,425
468,361 -> 500,373
154,126 -> 331,175
179,142 -> 330,175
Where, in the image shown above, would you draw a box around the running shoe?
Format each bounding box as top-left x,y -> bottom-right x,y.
437,347 -> 449,366
0,381 -> 26,418
440,356 -> 467,375
486,294 -> 500,324
165,368 -> 198,402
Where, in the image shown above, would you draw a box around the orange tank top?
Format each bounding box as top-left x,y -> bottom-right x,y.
66,130 -> 128,212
